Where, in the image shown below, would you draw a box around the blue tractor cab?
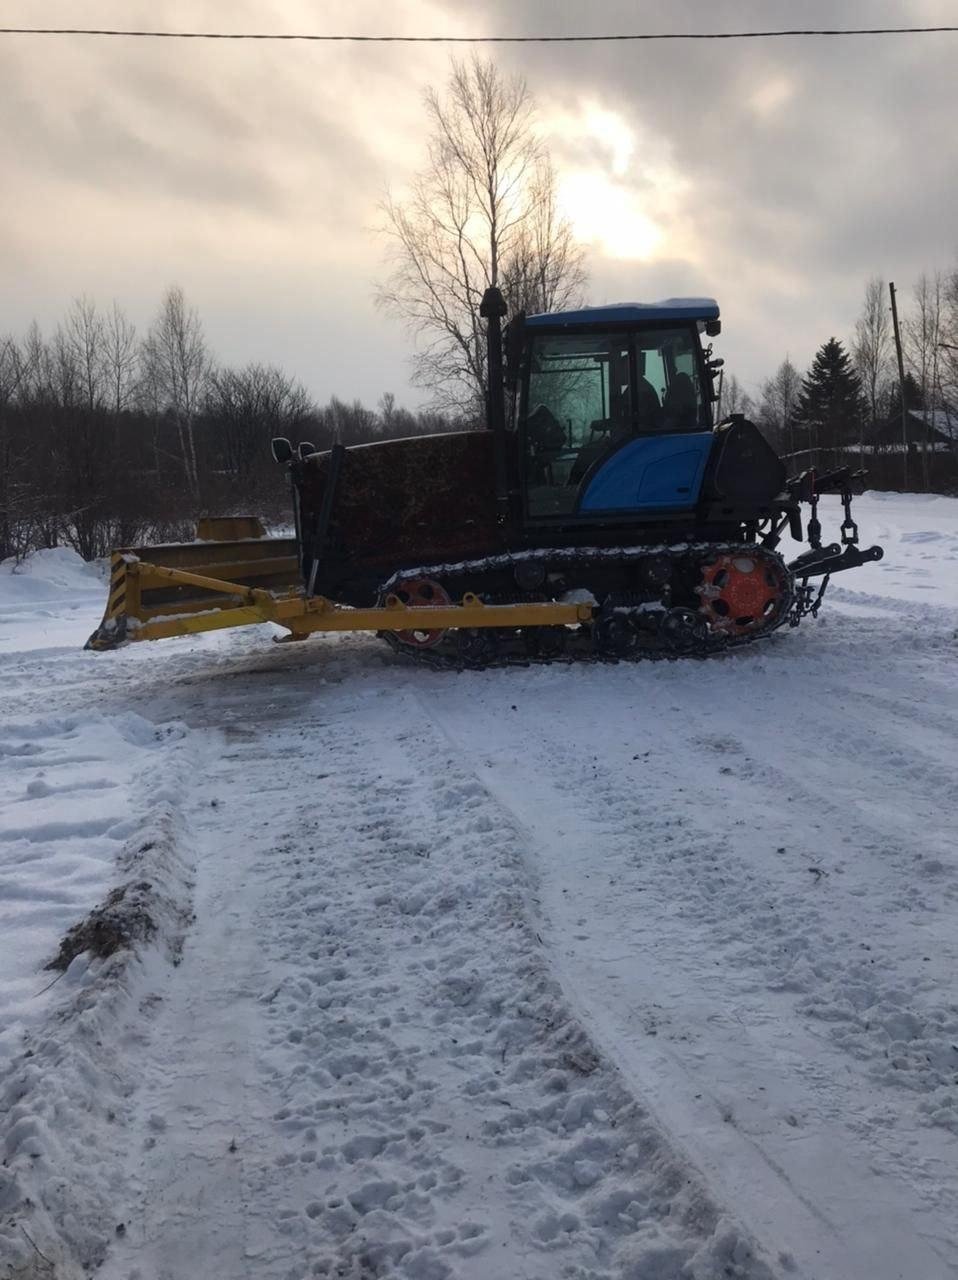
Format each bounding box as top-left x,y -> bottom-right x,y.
516,299 -> 727,523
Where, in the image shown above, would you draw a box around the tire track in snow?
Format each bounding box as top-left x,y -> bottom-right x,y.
97,687 -> 779,1280
416,665 -> 958,1280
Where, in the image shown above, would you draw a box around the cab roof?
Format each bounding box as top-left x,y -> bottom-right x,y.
524,298 -> 720,328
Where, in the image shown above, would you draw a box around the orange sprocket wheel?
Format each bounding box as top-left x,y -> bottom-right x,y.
391,577 -> 451,650
696,554 -> 786,636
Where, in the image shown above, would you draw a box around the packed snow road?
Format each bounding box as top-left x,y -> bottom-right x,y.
1,494 -> 958,1280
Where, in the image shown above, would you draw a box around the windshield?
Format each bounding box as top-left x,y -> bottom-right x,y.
523,326 -> 709,517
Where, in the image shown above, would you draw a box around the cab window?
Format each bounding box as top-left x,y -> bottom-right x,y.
522,325 -> 708,518
524,333 -> 630,517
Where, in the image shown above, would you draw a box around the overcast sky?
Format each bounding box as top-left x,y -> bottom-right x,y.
1,0 -> 955,407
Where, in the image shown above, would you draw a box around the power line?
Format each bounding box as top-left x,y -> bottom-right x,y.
0,25 -> 957,43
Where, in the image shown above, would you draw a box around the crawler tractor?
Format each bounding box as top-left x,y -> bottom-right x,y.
87,290 -> 882,664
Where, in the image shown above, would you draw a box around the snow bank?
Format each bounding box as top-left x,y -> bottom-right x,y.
0,710 -> 183,1058
0,547 -> 103,605
0,712 -> 196,1276
0,547 -> 107,657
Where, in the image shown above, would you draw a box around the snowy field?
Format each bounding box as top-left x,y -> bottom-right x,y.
1,493 -> 957,1280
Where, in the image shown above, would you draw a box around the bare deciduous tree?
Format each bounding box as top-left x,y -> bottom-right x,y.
852,277 -> 892,465
206,363 -> 313,486
0,336 -> 26,411
62,296 -> 107,411
320,396 -> 380,446
759,357 -> 802,457
0,336 -> 29,559
142,286 -> 210,494
905,273 -> 944,489
378,57 -> 586,413
719,373 -> 753,421
1,287 -> 475,565
499,160 -> 585,317
104,302 -> 139,415
938,268 -> 958,451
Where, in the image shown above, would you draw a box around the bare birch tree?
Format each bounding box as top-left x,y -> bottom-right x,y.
905,273 -> 943,490
104,302 -> 139,415
936,266 -> 958,454
759,357 -> 802,457
719,373 -> 753,421
0,336 -> 28,559
499,160 -> 585,317
0,336 -> 27,413
852,277 -> 892,465
142,286 -> 210,494
62,296 -> 107,411
378,57 -> 585,412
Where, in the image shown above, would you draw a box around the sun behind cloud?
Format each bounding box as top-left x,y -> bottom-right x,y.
541,100 -> 694,263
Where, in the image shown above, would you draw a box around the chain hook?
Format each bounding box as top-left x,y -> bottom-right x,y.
807,495 -> 822,550
840,488 -> 859,546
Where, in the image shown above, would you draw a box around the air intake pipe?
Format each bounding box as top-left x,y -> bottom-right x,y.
480,285 -> 509,523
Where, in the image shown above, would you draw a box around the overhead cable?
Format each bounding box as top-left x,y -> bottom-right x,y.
1,25 -> 957,43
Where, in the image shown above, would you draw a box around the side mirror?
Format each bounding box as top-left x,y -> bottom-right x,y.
297,441 -> 316,461
271,437 -> 293,464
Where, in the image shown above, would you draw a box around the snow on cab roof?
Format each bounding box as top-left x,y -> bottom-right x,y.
525,299 -> 720,327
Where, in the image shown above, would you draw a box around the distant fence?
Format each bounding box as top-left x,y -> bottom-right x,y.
778,446 -> 958,494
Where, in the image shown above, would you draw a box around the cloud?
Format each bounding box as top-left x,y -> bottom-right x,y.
0,0 -> 955,403
469,0 -> 958,387
0,0 -> 482,402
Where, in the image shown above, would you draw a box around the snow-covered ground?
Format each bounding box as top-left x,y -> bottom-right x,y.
1,494 -> 957,1280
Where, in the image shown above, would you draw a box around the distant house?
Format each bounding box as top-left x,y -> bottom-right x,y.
870,408 -> 957,452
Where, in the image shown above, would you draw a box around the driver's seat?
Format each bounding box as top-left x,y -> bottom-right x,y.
568,422 -> 613,485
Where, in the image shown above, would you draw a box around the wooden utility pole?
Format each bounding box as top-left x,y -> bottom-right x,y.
889,281 -> 909,490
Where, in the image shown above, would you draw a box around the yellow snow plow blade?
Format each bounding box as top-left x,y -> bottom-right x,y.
85,520 -> 591,651
86,518 -> 301,650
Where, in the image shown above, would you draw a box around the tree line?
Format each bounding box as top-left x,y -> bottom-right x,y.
724,270 -> 958,492
0,288 -> 465,563
1,57 -> 581,565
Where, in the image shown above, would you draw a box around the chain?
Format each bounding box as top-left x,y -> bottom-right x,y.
788,573 -> 831,626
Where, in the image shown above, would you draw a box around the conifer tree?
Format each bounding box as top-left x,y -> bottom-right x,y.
795,337 -> 864,458
885,370 -> 923,422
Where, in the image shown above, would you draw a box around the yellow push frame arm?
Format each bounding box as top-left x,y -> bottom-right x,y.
86,554 -> 593,650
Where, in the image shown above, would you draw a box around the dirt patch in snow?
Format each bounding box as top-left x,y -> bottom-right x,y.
45,880 -> 157,972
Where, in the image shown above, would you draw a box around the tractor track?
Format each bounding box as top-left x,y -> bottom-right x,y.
409,650 -> 958,1280
377,541 -> 796,669
93,683 -> 784,1280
